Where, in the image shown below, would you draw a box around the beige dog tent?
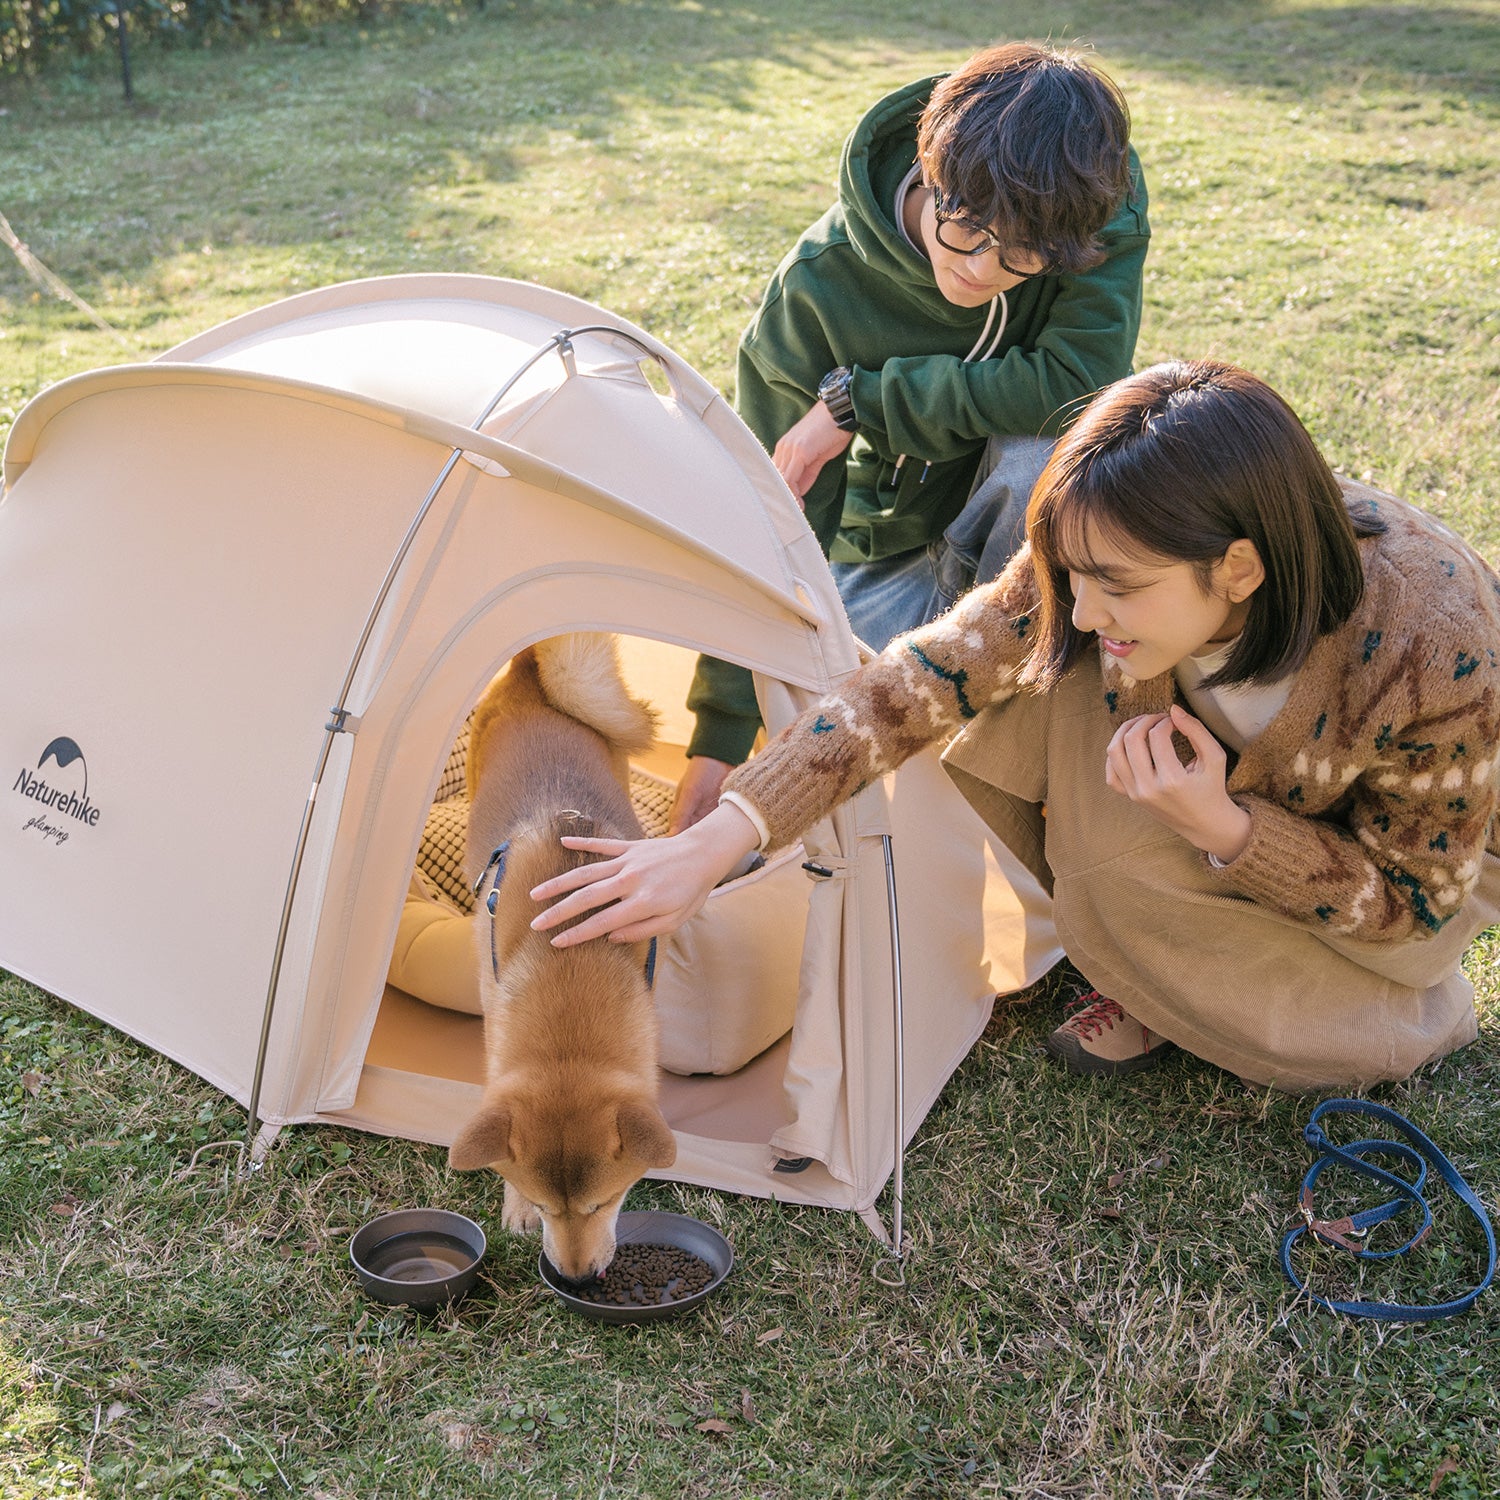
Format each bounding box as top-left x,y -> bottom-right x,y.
0,274 -> 1058,1241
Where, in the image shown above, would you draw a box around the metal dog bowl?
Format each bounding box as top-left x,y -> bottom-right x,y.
539,1210 -> 733,1324
349,1208 -> 487,1311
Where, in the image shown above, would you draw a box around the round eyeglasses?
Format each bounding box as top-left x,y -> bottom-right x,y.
931,186 -> 1054,279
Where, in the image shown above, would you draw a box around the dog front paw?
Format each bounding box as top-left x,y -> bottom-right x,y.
501,1181 -> 542,1236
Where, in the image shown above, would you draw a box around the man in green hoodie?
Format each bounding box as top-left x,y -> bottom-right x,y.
673,42 -> 1151,830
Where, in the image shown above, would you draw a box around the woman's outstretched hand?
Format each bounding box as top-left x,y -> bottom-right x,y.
1104,704 -> 1252,863
529,801 -> 763,947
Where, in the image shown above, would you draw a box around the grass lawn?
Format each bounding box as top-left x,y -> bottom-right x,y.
3,1 -> 1500,1495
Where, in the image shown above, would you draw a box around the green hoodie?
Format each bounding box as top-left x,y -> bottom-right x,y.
688,74 -> 1151,763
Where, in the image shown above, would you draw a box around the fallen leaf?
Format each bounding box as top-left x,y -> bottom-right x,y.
755,1327 -> 783,1345
1097,1206 -> 1123,1220
1432,1457 -> 1461,1493
20,1072 -> 42,1096
1107,1170 -> 1127,1190
49,1202 -> 75,1217
696,1418 -> 732,1436
104,1401 -> 128,1424
740,1389 -> 756,1423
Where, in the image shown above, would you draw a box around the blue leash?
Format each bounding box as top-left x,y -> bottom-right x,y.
1280,1097 -> 1496,1322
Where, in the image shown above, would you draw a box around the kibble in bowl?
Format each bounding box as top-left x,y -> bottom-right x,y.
538,1210 -> 733,1323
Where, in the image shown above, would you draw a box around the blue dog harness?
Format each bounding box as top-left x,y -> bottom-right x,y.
474,839 -> 512,983
1280,1097 -> 1496,1322
474,835 -> 656,987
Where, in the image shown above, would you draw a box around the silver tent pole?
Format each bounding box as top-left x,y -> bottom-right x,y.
242,325 -> 663,1161
880,833 -> 907,1261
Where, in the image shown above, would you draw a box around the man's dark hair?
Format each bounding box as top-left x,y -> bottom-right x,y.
1023,360 -> 1386,690
917,42 -> 1132,275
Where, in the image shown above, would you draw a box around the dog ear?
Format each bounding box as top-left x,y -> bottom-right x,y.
614,1101 -> 677,1169
448,1101 -> 515,1171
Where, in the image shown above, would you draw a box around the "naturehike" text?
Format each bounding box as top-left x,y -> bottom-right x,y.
11,769 -> 101,826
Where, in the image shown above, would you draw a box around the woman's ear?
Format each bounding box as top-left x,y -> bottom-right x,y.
1216,539 -> 1266,604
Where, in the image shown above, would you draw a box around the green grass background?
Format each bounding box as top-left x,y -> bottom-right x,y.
2,2 -> 1499,1495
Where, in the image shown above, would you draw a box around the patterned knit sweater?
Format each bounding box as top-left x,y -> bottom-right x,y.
725,482 -> 1500,945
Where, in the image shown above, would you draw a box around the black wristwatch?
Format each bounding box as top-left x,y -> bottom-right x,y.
817,365 -> 857,431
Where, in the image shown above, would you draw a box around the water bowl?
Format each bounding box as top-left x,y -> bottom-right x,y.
349,1208 -> 487,1311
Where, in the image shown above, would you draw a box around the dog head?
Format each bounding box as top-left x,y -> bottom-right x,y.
449,1085 -> 677,1282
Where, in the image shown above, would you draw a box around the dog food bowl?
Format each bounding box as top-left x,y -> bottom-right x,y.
538,1210 -> 733,1324
349,1208 -> 487,1311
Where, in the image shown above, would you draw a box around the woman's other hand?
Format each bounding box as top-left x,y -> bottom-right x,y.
1104,705 -> 1252,863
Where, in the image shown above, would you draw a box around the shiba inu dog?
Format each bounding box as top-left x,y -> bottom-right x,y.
447,634 -> 675,1283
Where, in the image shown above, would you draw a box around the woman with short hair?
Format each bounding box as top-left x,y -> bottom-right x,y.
532,361 -> 1500,1090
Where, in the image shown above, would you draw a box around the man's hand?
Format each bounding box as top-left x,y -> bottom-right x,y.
772,401 -> 853,502
669,756 -> 733,835
1104,705 -> 1252,863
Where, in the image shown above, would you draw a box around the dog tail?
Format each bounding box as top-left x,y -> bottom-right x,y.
533,634 -> 658,756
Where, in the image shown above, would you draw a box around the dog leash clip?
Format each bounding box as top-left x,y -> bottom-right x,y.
472,841 -> 511,897
1297,1189 -> 1366,1254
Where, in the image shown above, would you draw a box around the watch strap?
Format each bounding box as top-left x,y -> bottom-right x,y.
818,366 -> 857,431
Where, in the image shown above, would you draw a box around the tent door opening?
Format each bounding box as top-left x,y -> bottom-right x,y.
349,635 -> 836,1197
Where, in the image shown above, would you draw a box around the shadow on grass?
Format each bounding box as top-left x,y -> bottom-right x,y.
1076,0 -> 1500,106
3,0 -> 1496,310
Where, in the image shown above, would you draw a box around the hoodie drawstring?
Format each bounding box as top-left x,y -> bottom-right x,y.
963,290 -> 1009,362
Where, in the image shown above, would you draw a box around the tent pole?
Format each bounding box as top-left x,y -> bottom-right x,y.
241,323 -> 666,1162
241,447 -> 463,1159
880,834 -> 907,1262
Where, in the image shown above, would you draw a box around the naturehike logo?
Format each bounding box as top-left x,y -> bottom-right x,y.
13,736 -> 101,846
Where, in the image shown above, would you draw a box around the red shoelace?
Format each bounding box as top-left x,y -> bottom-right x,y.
1062,990 -> 1128,1040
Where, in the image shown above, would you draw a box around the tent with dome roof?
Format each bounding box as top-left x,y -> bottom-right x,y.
0,274 -> 1058,1241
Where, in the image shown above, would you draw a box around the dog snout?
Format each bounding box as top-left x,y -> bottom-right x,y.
543,1225 -> 617,1286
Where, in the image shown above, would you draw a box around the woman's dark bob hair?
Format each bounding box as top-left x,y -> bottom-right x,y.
1022,360 -> 1385,690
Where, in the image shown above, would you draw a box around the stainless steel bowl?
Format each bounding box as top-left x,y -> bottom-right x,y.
349,1208 -> 487,1311
538,1209 -> 733,1324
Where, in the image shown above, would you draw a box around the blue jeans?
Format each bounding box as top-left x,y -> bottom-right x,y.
830,435 -> 1054,651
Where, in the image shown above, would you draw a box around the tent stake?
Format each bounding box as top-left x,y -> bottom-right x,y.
880,834 -> 907,1263
241,323 -> 668,1165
